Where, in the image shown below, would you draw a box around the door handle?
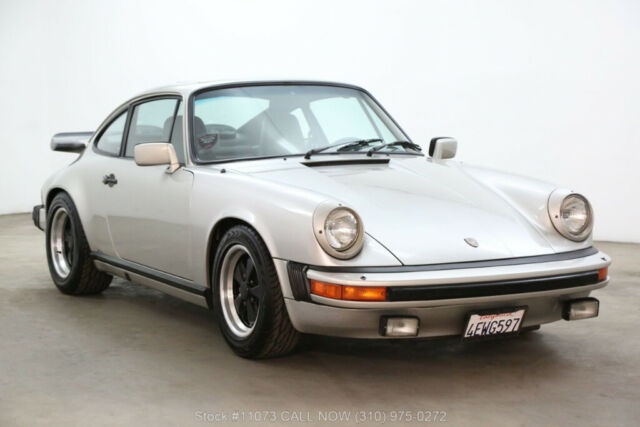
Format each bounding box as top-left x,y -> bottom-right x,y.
102,173 -> 118,187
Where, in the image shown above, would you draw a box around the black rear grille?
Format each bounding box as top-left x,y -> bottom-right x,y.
386,271 -> 600,302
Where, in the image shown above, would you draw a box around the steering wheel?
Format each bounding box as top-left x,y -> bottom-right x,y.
198,134 -> 219,149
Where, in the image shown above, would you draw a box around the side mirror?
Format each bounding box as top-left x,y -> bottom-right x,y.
429,137 -> 457,161
134,143 -> 180,173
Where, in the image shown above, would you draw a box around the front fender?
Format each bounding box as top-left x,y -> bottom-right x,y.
459,163 -> 593,252
189,168 -> 401,287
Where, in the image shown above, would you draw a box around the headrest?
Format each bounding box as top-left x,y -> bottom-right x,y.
194,116 -> 207,137
163,116 -> 174,139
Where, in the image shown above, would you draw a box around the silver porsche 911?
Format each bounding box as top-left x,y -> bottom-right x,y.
33,80 -> 611,358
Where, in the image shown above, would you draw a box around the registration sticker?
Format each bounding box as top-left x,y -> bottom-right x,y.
463,307 -> 526,339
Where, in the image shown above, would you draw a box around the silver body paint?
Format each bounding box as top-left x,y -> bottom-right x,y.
37,80 -> 610,338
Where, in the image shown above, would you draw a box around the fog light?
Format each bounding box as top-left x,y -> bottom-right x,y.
380,317 -> 419,337
563,298 -> 599,321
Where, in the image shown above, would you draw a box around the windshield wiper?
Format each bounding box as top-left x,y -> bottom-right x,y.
304,139 -> 382,159
366,141 -> 422,157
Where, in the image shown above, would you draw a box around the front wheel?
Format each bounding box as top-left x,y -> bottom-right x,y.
212,225 -> 299,358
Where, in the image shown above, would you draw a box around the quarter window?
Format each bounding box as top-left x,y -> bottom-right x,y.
95,112 -> 128,155
125,99 -> 179,157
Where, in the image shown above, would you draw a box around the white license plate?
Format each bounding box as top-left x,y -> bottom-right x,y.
463,308 -> 526,339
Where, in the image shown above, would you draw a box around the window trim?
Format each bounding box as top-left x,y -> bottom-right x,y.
92,108 -> 129,158
168,100 -> 184,164
188,81 -> 416,165
121,95 -> 182,159
92,93 -> 184,159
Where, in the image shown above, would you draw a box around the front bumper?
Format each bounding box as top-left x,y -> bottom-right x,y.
278,249 -> 611,339
32,204 -> 45,231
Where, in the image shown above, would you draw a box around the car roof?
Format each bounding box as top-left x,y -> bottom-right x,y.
136,79 -> 365,97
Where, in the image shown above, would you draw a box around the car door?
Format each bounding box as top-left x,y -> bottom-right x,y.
102,97 -> 194,279
84,109 -> 130,255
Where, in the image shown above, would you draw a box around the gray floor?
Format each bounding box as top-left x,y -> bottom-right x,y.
0,213 -> 638,426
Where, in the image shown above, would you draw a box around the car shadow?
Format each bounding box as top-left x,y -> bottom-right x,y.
9,275 -> 605,415
99,278 -> 557,369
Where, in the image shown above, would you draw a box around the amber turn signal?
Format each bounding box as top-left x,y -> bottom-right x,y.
309,281 -> 342,299
598,267 -> 608,281
310,280 -> 387,301
342,285 -> 386,301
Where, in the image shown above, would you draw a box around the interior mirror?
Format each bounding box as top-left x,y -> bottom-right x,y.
134,143 -> 180,173
429,137 -> 457,160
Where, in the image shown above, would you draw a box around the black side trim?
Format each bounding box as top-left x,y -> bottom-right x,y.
91,252 -> 206,296
287,262 -> 310,301
302,158 -> 390,168
387,271 -> 600,302
308,247 -> 599,274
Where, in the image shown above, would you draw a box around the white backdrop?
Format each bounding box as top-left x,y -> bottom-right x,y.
1,0 -> 638,242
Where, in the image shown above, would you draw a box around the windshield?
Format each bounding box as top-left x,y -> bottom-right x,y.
191,84 -> 417,162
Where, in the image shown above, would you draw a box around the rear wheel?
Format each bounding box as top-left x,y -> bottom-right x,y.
212,225 -> 299,358
46,193 -> 112,295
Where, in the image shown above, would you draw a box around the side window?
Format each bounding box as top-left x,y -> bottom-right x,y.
169,101 -> 185,163
125,99 -> 178,157
95,112 -> 128,155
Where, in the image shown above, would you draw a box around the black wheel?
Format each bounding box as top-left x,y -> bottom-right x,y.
46,192 -> 112,295
212,225 -> 299,358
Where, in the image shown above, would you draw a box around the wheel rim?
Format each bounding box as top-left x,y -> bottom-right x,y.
50,208 -> 74,279
219,244 -> 264,338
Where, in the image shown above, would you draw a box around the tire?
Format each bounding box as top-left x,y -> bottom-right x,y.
212,225 -> 299,358
45,192 -> 112,295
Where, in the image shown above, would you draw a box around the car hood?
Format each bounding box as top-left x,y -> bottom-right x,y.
226,156 -> 556,265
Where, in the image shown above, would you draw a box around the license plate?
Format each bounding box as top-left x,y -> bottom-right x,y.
463,307 -> 526,339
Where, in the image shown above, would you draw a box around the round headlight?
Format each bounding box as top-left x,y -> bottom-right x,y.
313,203 -> 365,259
560,195 -> 590,235
548,190 -> 593,241
325,208 -> 359,251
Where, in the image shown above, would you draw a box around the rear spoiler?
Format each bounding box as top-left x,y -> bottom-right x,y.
51,132 -> 93,153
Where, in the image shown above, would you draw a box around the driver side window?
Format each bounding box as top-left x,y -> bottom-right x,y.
125,98 -> 179,158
